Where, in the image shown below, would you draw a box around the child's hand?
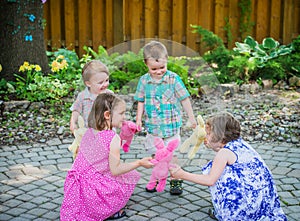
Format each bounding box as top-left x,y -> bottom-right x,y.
187,118 -> 197,129
139,157 -> 154,168
169,165 -> 184,179
136,120 -> 142,129
70,123 -> 78,135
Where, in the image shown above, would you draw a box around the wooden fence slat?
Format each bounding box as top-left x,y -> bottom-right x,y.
294,0 -> 300,39
172,0 -> 185,55
283,0 -> 294,44
228,0 -> 239,48
64,0 -> 76,50
130,0 -> 143,53
214,0 -> 226,40
92,0 -> 105,51
106,0 -> 114,49
113,0 -> 123,46
123,0 -> 131,41
270,0 -> 281,41
158,0 -> 171,40
49,0 -> 62,49
78,1 -> 90,56
186,0 -> 199,52
145,0 -> 157,38
255,0 -> 269,42
198,0 -> 214,54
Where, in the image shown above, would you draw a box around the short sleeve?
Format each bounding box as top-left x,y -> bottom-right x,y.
174,74 -> 190,101
70,92 -> 84,113
134,76 -> 146,102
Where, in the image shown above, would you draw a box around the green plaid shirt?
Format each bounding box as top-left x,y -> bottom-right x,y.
134,70 -> 190,138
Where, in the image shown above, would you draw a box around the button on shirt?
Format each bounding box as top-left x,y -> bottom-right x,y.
134,70 -> 190,138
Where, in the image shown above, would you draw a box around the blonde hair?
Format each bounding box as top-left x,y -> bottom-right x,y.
143,41 -> 168,62
206,112 -> 241,144
88,93 -> 124,131
81,60 -> 109,83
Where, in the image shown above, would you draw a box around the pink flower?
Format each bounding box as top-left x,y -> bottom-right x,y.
41,0 -> 47,3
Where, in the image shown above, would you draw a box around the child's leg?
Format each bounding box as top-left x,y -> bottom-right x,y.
165,131 -> 184,195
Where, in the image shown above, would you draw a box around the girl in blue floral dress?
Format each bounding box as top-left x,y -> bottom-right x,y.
170,112 -> 287,220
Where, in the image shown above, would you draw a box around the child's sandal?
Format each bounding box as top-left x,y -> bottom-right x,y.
208,208 -> 217,220
106,209 -> 126,220
170,179 -> 183,195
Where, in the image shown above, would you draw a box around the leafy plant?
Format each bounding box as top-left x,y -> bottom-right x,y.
191,25 -> 234,84
0,78 -> 15,100
233,36 -> 293,68
14,61 -> 43,98
228,55 -> 256,83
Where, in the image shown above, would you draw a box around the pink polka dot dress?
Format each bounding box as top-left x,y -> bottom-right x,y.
60,129 -> 140,220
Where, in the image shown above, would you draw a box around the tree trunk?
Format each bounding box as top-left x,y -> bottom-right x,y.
0,0 -> 50,82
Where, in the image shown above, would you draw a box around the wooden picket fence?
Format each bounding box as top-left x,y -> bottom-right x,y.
43,0 -> 300,57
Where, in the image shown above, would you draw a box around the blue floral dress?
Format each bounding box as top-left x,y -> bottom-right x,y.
202,138 -> 287,221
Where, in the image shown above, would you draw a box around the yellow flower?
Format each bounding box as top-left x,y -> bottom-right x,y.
60,59 -> 68,69
19,65 -> 25,72
51,60 -> 60,72
35,65 -> 41,72
57,55 -> 64,60
0,64 -> 2,72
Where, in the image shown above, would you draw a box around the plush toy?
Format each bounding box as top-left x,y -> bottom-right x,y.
179,115 -> 206,159
146,138 -> 180,192
119,121 -> 141,152
68,115 -> 87,159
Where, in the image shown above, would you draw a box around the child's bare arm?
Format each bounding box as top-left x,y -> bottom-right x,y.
180,98 -> 197,128
135,101 -> 144,128
109,135 -> 153,176
70,111 -> 80,134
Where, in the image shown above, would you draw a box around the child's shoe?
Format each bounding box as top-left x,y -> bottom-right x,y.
145,180 -> 157,193
169,179 -> 183,195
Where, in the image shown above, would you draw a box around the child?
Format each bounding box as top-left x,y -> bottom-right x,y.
70,60 -> 113,134
60,93 -> 153,220
170,112 -> 287,220
134,40 -> 197,195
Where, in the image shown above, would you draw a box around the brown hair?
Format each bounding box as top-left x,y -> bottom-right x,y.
206,112 -> 241,144
143,41 -> 168,62
81,60 -> 109,83
88,93 -> 124,131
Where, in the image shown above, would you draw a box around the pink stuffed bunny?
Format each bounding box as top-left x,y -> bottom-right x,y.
119,121 -> 141,152
146,138 -> 180,192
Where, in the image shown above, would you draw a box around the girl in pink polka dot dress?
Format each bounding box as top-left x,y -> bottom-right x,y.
60,93 -> 153,220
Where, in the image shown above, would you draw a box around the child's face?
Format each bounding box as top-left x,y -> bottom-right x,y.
86,72 -> 109,95
111,101 -> 126,128
205,125 -> 223,152
146,58 -> 167,80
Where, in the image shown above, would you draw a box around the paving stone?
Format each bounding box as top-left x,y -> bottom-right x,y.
5,207 -> 27,216
0,214 -> 13,221
0,140 -> 299,220
272,167 -> 292,175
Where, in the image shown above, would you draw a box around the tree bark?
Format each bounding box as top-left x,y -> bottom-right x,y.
0,0 -> 50,82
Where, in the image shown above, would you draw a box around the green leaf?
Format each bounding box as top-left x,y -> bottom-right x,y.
262,37 -> 279,50
244,36 -> 257,49
233,42 -> 251,55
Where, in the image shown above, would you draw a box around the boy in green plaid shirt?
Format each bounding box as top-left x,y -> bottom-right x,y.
134,41 -> 197,195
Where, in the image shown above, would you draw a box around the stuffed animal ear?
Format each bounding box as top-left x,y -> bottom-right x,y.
197,115 -> 205,127
167,139 -> 180,151
78,115 -> 85,128
154,137 -> 164,149
127,121 -> 141,133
